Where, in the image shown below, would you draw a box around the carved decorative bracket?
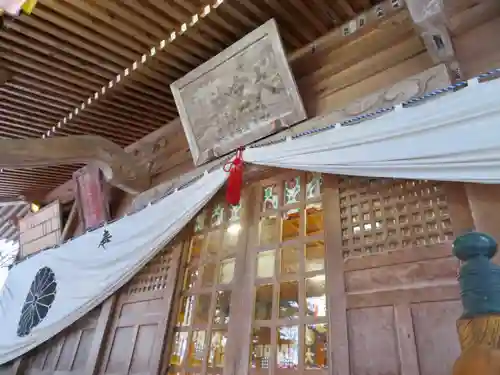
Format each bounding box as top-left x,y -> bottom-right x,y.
0,135 -> 150,194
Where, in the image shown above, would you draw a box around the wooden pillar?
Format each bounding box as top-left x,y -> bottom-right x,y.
322,176 -> 350,375
464,183 -> 500,263
73,165 -> 114,375
453,232 -> 500,375
73,165 -> 110,230
225,186 -> 258,375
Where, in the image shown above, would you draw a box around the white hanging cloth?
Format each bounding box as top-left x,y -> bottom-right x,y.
0,168 -> 227,365
0,0 -> 24,15
246,78 -> 500,184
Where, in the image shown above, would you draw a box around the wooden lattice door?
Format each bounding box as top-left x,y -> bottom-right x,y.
244,171 -> 329,375
97,238 -> 185,375
167,196 -> 248,375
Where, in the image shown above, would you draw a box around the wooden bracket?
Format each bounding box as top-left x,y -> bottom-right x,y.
406,0 -> 461,79
0,135 -> 150,194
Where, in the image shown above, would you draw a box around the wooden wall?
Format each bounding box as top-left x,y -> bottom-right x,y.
292,10 -> 431,117
450,0 -> 500,79
149,8 -> 433,186
18,201 -> 62,258
321,175 -> 473,375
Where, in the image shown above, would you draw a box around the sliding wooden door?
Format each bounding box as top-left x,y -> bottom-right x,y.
243,171 -> 329,375
164,170 -> 473,375
167,196 -> 247,375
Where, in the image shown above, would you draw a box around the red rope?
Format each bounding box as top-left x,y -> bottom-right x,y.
224,148 -> 244,205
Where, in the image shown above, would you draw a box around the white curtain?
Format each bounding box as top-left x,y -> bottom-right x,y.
246,78 -> 500,183
0,168 -> 227,365
0,0 -> 24,15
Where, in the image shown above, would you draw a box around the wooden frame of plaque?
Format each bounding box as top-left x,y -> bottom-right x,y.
170,19 -> 307,166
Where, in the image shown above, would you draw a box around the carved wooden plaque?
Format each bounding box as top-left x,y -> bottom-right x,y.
19,201 -> 62,258
171,19 -> 307,166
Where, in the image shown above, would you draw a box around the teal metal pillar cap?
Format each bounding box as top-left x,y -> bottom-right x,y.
453,232 -> 497,261
453,232 -> 500,319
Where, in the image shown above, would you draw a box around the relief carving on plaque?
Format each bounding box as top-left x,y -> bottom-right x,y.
171,19 -> 307,166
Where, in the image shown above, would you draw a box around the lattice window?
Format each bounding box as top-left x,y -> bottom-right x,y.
169,197 -> 244,373
339,177 -> 454,258
126,246 -> 174,294
250,172 -> 328,374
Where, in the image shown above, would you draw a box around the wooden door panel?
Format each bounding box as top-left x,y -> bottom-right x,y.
344,240 -> 462,375
347,306 -> 400,375
411,301 -> 462,375
336,176 -> 472,375
25,307 -> 101,375
98,241 -> 183,375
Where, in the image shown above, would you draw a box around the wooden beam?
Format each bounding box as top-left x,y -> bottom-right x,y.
43,179 -> 76,205
61,201 -> 77,242
0,67 -> 13,86
255,64 -> 451,142
0,205 -> 24,236
4,225 -> 19,242
0,197 -> 27,206
40,118 -> 186,205
0,135 -> 150,194
84,296 -> 116,375
288,0 -> 405,64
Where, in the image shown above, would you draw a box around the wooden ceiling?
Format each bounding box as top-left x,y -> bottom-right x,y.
0,0 -> 381,242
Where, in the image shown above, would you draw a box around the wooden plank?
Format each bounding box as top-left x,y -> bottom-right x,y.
443,182 -> 474,236
344,242 -> 453,272
288,0 -> 405,65
159,232 -> 191,375
322,175 -> 350,375
394,304 -> 420,375
148,243 -> 184,375
84,297 -> 116,375
449,0 -> 500,36
61,202 -> 77,243
453,15 -> 500,79
346,283 -> 460,309
296,11 -> 415,88
8,358 -> 25,375
464,183 -> 500,264
306,33 -> 423,100
224,186 -> 258,375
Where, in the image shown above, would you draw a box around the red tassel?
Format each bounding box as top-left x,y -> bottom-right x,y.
224,148 -> 244,205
